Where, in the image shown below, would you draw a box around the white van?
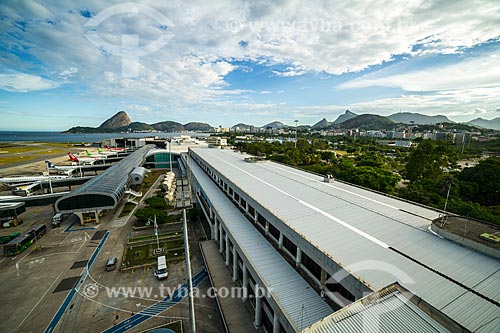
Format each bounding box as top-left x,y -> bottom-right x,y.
52,213 -> 63,227
154,256 -> 168,280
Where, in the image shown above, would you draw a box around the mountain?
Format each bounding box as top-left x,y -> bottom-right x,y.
311,118 -> 332,130
99,111 -> 131,129
467,117 -> 500,130
151,121 -> 184,132
333,110 -> 358,124
263,121 -> 284,129
340,114 -> 395,130
231,123 -> 254,131
118,122 -> 154,132
388,112 -> 452,125
64,111 -> 214,133
183,122 -> 213,131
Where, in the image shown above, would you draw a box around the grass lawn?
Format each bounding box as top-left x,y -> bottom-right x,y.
0,155 -> 40,165
119,202 -> 137,218
123,236 -> 185,268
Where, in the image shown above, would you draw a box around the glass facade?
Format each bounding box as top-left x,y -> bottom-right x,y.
56,145 -> 154,212
144,152 -> 178,169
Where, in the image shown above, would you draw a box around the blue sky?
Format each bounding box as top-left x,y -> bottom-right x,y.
0,0 -> 499,130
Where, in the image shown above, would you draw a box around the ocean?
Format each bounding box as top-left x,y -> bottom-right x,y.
0,131 -> 210,143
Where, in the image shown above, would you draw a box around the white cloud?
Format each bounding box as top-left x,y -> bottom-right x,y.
0,73 -> 60,92
339,51 -> 500,91
0,0 -> 499,123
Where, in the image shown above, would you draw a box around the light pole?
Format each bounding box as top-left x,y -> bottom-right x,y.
167,138 -> 172,171
45,161 -> 53,194
294,120 -> 298,148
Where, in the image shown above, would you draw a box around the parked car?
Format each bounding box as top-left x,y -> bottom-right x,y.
105,257 -> 118,271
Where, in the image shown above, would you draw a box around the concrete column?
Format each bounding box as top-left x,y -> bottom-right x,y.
209,206 -> 214,221
254,211 -> 258,224
295,247 -> 302,268
320,269 -> 327,291
242,263 -> 248,302
254,287 -> 262,329
219,225 -> 223,253
209,222 -> 214,240
278,233 -> 284,250
273,312 -> 280,333
265,222 -> 269,236
214,218 -> 219,241
245,202 -> 249,213
232,247 -> 238,282
225,234 -> 230,266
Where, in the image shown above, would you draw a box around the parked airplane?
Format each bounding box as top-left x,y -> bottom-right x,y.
97,148 -> 117,156
45,161 -> 76,171
85,150 -> 108,158
68,152 -> 98,165
105,145 -> 125,152
0,175 -> 68,187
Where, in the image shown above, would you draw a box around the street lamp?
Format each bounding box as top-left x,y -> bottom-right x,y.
294,120 -> 298,148
166,138 -> 172,171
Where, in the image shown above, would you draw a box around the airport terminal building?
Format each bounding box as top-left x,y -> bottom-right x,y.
187,147 -> 500,333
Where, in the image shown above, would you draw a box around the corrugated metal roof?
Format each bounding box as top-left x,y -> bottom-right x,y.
190,148 -> 500,332
56,145 -> 154,212
302,284 -> 453,333
190,157 -> 333,331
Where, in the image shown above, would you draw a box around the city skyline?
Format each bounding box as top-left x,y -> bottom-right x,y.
1,1 -> 500,130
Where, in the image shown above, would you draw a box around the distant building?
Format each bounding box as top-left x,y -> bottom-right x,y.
215,126 -> 230,133
205,136 -> 228,146
364,130 -> 384,138
433,131 -> 448,141
386,130 -> 405,139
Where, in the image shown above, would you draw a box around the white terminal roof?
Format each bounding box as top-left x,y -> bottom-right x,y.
190,157 -> 333,331
190,148 -> 500,333
303,283 -> 453,333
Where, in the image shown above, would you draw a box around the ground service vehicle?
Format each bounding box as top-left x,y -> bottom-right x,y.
106,257 -> 117,271
3,224 -> 46,256
0,232 -> 21,244
154,255 -> 168,280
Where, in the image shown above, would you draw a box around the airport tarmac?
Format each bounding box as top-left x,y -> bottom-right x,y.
0,156 -> 225,332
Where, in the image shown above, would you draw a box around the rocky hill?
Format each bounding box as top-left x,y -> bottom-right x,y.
467,117 -> 500,130
64,111 -> 213,133
333,110 -> 358,124
231,123 -> 254,131
151,121 -> 184,132
263,121 -> 284,129
184,122 -> 214,131
388,112 -> 452,125
99,111 -> 131,129
339,114 -> 396,130
311,118 -> 332,129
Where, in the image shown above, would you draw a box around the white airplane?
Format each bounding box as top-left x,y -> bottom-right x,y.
0,175 -> 68,187
45,160 -> 76,171
97,148 -> 117,156
85,150 -> 108,158
68,152 -> 98,165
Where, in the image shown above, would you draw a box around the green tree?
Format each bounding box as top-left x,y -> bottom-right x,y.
458,158 -> 500,206
404,140 -> 456,181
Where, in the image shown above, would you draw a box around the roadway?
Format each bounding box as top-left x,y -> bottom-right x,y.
101,269 -> 208,333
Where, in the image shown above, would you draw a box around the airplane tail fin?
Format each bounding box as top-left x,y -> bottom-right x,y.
45,160 -> 55,169
68,152 -> 78,162
86,150 -> 92,156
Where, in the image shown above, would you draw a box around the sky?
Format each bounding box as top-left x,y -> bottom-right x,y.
0,0 -> 499,130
